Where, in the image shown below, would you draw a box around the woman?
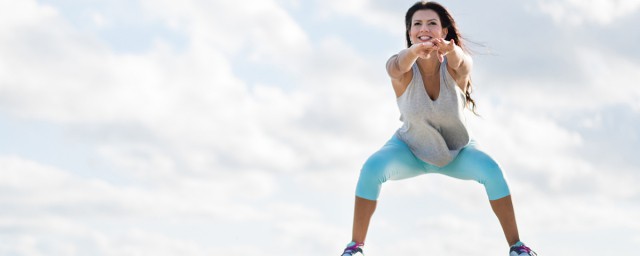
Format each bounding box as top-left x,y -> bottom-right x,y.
339,2 -> 537,256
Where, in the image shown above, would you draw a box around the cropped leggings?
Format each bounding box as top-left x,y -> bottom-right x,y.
356,134 -> 511,201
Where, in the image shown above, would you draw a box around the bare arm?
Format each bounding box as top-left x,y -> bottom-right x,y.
434,39 -> 473,78
385,42 -> 440,97
386,42 -> 436,80
386,49 -> 418,80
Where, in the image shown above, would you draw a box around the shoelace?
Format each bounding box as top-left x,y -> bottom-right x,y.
512,245 -> 537,256
342,243 -> 364,256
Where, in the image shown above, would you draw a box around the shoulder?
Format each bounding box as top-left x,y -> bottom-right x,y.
391,62 -> 414,98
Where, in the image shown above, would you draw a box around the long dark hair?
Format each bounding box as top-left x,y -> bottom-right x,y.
405,1 -> 478,115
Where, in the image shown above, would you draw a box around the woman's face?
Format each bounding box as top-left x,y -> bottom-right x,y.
409,9 -> 447,45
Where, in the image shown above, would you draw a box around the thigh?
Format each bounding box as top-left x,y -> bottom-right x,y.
361,134 -> 427,182
436,142 -> 503,182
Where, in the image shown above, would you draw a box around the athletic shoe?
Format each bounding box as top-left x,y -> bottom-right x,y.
340,241 -> 364,256
510,242 -> 537,256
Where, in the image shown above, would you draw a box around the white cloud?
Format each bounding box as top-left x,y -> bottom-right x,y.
537,0 -> 640,25
576,48 -> 640,110
477,48 -> 640,115
465,100 -> 640,200
1,0 -> 640,255
138,0 -> 313,69
0,155 -> 277,220
90,12 -> 110,28
0,0 -> 57,28
0,154 -> 357,255
0,0 -> 395,177
0,216 -> 237,256
318,0 -> 404,35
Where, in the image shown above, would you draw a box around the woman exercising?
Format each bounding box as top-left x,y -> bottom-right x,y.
339,2 -> 537,255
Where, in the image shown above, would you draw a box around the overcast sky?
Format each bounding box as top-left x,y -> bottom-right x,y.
1,0 -> 639,255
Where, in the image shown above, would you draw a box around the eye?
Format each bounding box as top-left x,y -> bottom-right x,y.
414,22 -> 421,26
429,22 -> 437,25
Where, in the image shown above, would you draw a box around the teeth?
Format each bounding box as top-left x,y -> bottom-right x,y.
419,36 -> 430,40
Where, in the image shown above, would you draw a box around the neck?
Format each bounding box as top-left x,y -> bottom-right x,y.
416,56 -> 440,75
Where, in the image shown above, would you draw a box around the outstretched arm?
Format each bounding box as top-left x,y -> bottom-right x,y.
433,38 -> 473,77
386,41 -> 438,80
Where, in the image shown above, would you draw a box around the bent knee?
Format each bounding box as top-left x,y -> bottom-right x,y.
475,161 -> 511,199
475,160 -> 506,184
359,154 -> 392,184
355,155 -> 391,200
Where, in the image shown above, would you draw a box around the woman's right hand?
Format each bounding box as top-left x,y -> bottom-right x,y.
410,41 -> 437,59
386,40 -> 439,80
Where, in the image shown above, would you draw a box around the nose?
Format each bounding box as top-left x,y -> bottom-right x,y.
419,24 -> 429,32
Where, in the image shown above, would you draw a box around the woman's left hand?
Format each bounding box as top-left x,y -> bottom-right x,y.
433,38 -> 456,63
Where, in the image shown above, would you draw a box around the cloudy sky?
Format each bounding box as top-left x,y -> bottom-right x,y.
1,0 -> 639,255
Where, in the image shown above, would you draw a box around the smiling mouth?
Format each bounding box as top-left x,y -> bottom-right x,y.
418,36 -> 432,41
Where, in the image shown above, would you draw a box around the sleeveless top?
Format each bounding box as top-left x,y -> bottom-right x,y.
395,58 -> 470,167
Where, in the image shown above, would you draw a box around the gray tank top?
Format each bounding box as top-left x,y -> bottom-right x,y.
395,58 -> 470,167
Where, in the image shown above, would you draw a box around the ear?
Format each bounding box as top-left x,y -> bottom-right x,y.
442,28 -> 448,38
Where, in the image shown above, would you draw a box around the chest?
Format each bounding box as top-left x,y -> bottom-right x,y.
419,65 -> 465,99
420,70 -> 441,101
397,65 -> 465,121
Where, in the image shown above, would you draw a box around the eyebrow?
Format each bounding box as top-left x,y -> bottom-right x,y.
413,19 -> 438,22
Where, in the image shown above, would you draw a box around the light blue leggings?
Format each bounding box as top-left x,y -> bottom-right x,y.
356,134 -> 511,201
